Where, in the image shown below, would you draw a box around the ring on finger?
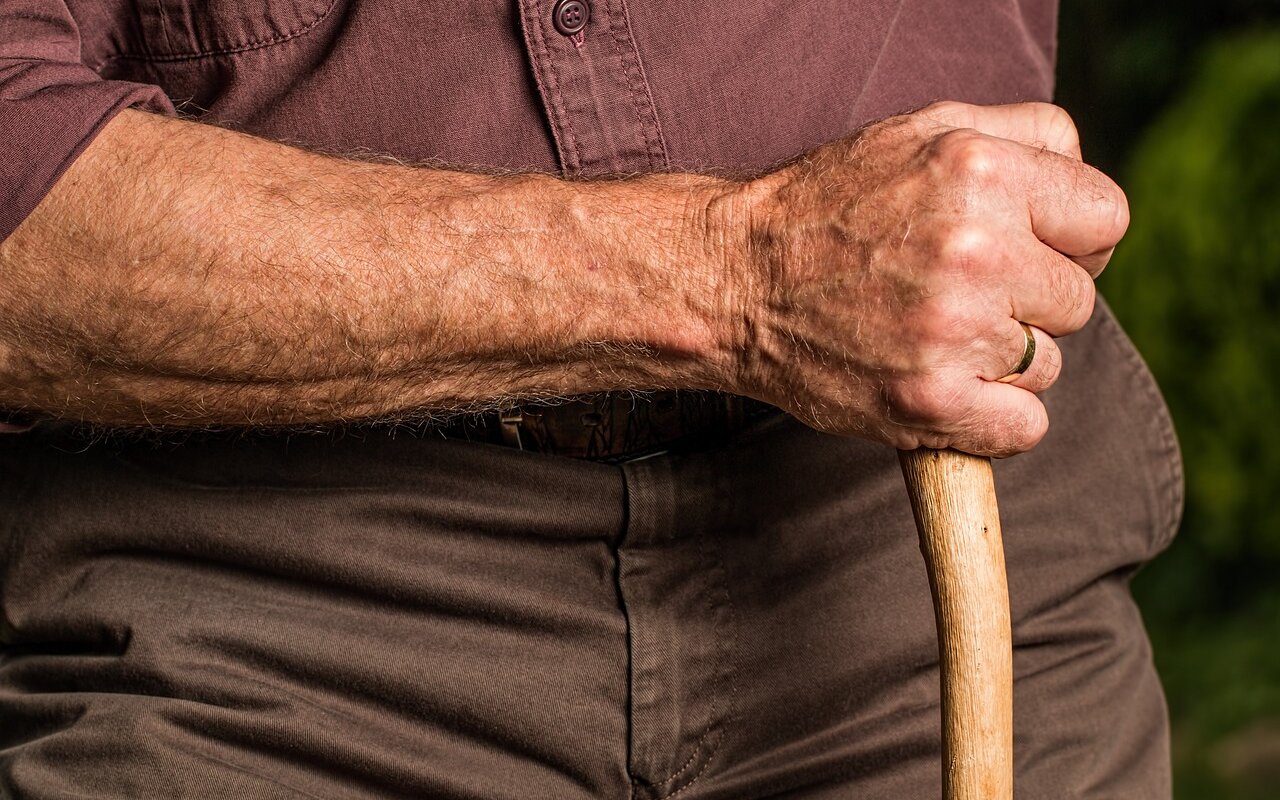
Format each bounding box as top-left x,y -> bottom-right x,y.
998,322 -> 1037,383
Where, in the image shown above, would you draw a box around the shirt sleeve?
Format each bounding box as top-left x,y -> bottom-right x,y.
1,1 -> 175,243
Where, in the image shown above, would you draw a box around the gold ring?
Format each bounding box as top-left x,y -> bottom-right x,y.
999,322 -> 1037,382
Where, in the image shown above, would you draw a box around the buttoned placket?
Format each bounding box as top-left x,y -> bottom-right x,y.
518,6 -> 721,795
517,0 -> 670,177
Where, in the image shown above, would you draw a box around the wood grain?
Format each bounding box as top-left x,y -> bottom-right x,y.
899,447 -> 1013,800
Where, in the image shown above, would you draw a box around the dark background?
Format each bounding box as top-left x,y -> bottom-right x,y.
1056,1 -> 1280,796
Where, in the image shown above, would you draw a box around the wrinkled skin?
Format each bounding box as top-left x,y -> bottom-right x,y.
727,101 -> 1129,457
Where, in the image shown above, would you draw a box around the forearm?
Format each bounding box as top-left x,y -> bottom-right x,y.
0,110 -> 744,427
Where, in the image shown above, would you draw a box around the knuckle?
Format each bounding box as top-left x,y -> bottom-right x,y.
938,223 -> 996,274
1051,267 -> 1097,330
920,100 -> 969,124
1083,170 -> 1130,241
1041,102 -> 1076,130
1027,339 -> 1063,391
938,132 -> 1004,183
1038,103 -> 1080,150
1074,280 -> 1098,327
1041,340 -> 1064,382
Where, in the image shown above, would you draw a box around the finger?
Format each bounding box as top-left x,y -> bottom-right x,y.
1003,239 -> 1098,336
1014,144 -> 1129,273
1073,244 -> 1117,277
884,363 -> 1049,457
919,100 -> 1082,159
930,130 -> 1127,274
992,323 -> 1061,394
949,380 -> 1050,458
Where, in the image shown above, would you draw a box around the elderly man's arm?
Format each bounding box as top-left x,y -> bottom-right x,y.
0,109 -> 742,428
0,102 -> 1128,456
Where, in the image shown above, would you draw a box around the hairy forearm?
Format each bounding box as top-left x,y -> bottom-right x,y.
0,110 -> 744,427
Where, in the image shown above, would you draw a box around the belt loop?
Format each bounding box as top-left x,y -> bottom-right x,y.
499,409 -> 525,450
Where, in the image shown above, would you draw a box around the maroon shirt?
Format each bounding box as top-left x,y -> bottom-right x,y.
1,0 -> 1058,240
0,13 -> 1184,796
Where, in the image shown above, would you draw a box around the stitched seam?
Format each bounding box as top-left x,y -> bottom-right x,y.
603,0 -> 668,170
627,539 -> 717,794
629,589 -> 718,792
1117,311 -> 1182,548
1150,370 -> 1184,547
601,6 -> 654,163
1099,307 -> 1184,552
658,534 -> 740,799
532,0 -> 582,173
91,0 -> 339,66
614,465 -> 639,797
613,0 -> 670,169
656,732 -> 722,799
516,0 -> 573,174
647,730 -> 712,790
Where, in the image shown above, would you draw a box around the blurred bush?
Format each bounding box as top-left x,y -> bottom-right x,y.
1104,29 -> 1280,567
1093,28 -> 1280,800
1057,0 -> 1279,179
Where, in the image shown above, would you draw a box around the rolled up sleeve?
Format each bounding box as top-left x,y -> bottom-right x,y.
1,1 -> 173,242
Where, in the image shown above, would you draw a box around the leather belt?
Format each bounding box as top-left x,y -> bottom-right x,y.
1,394 -> 779,462
433,391 -> 778,462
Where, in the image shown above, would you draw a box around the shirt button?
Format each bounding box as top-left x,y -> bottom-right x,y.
552,0 -> 590,36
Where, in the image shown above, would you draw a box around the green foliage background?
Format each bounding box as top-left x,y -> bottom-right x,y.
1057,3 -> 1280,796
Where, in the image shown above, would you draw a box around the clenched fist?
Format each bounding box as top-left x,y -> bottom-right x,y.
718,101 -> 1129,457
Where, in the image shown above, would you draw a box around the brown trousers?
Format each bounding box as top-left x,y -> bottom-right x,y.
0,307 -> 1181,799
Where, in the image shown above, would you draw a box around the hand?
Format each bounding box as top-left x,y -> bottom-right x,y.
723,101 -> 1129,457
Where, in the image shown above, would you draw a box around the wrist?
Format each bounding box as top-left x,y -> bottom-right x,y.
640,170 -> 786,397
669,173 -> 758,393
567,172 -> 755,393
696,168 -> 788,400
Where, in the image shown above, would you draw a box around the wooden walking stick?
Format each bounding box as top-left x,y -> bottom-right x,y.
899,447 -> 1013,800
